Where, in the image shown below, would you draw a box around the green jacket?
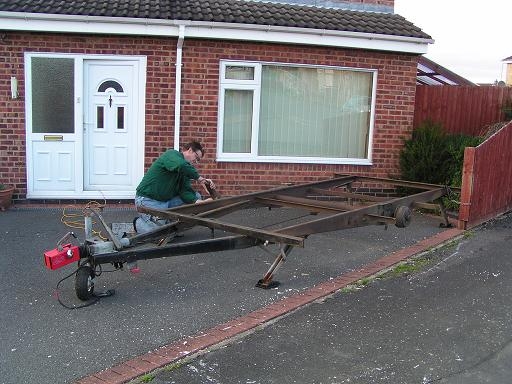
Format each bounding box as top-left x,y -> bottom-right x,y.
136,149 -> 200,203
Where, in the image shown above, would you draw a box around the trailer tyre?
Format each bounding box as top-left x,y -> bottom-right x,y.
395,206 -> 412,228
75,266 -> 95,301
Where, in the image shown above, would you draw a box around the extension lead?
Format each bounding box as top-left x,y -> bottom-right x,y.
54,266 -> 116,310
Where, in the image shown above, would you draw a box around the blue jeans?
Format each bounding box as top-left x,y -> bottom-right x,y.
134,193 -> 201,233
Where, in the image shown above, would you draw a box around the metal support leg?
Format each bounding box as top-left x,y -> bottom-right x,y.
256,244 -> 293,289
437,199 -> 453,228
346,182 -> 353,205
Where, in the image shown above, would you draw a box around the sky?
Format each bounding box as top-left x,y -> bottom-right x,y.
394,0 -> 512,84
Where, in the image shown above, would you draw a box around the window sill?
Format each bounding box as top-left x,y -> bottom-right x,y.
216,155 -> 372,166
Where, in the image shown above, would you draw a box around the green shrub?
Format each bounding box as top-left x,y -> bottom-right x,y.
399,120 -> 484,211
399,120 -> 452,185
445,134 -> 483,187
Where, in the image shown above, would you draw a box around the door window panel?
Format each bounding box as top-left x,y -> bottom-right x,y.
117,106 -> 125,129
31,57 -> 74,134
98,80 -> 124,93
97,106 -> 105,129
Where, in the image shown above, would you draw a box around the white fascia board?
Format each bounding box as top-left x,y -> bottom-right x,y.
0,11 -> 432,54
185,22 -> 432,54
0,12 -> 181,36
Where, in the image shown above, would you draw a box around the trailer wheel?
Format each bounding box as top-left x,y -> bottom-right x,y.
75,266 -> 95,301
395,206 -> 412,228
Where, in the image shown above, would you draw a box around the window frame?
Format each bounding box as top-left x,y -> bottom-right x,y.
217,60 -> 377,165
218,62 -> 262,159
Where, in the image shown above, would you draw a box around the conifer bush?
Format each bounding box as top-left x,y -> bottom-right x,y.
399,120 -> 452,185
399,120 -> 483,211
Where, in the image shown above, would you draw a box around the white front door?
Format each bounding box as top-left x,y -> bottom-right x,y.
84,60 -> 138,191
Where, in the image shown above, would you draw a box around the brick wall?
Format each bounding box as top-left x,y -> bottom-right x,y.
0,32 -> 417,200
0,33 -> 26,201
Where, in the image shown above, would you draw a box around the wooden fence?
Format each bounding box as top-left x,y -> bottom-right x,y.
458,121 -> 512,229
414,86 -> 512,136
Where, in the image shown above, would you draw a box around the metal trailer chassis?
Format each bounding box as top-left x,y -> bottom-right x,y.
43,175 -> 457,301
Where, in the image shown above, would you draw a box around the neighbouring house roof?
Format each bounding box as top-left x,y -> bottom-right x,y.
417,56 -> 476,86
251,0 -> 393,13
503,56 -> 512,62
0,0 -> 432,54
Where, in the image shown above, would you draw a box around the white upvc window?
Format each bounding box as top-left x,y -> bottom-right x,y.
217,60 -> 377,165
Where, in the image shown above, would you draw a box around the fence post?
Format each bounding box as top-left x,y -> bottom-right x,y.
458,147 -> 476,230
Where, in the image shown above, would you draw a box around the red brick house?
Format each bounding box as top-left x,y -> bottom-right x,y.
0,0 -> 432,202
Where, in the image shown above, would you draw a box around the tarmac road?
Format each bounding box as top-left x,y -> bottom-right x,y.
0,205 -> 449,384
147,212 -> 512,384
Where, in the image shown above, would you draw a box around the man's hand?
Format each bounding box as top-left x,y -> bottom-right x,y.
198,177 -> 216,190
195,197 -> 213,204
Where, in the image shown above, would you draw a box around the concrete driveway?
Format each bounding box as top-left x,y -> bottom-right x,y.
150,212 -> 512,384
0,206 -> 447,384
